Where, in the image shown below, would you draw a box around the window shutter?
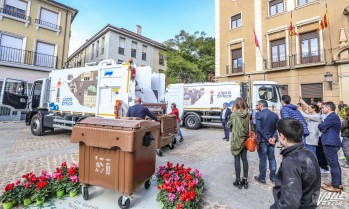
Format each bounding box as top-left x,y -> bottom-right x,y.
142,45 -> 147,52
132,42 -> 137,49
6,0 -> 27,11
301,83 -> 323,98
1,35 -> 23,49
40,8 -> 58,24
119,38 -> 125,48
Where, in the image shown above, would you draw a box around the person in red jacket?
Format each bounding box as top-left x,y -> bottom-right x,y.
170,103 -> 184,142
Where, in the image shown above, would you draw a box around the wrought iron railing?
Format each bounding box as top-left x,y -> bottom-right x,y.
265,55 -> 290,69
0,45 -> 57,68
0,7 -> 31,21
35,19 -> 61,30
294,49 -> 326,65
226,64 -> 245,74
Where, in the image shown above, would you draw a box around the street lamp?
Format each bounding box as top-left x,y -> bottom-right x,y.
324,72 -> 333,91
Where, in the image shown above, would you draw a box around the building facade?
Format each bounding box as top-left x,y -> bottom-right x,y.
68,24 -> 167,73
0,0 -> 77,81
0,0 -> 77,121
216,0 -> 349,106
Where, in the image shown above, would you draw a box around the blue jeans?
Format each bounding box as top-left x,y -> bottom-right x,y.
177,122 -> 183,138
221,120 -> 229,139
305,144 -> 317,156
257,142 -> 276,181
323,145 -> 342,188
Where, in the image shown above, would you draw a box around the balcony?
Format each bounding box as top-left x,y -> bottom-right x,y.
35,19 -> 61,34
294,49 -> 326,68
0,45 -> 57,69
0,7 -> 30,26
265,56 -> 291,71
226,64 -> 244,75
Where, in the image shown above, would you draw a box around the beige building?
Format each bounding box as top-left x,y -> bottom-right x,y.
68,24 -> 167,73
0,0 -> 78,81
216,0 -> 349,105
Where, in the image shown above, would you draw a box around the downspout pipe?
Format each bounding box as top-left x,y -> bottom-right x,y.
61,10 -> 68,69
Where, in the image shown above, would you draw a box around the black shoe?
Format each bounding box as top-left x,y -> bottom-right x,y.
172,138 -> 177,145
270,178 -> 275,183
254,176 -> 266,184
226,139 -> 229,141
241,177 -> 248,189
233,179 -> 242,189
222,137 -> 227,140
179,137 -> 184,142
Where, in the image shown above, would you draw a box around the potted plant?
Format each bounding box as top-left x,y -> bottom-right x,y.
66,164 -> 80,197
32,178 -> 50,205
0,182 -> 18,209
20,172 -> 38,206
156,162 -> 204,209
52,172 -> 67,198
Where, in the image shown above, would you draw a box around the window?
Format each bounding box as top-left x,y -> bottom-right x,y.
231,13 -> 242,29
38,8 -> 59,30
301,83 -> 323,103
142,45 -> 147,61
298,0 -> 316,7
101,37 -> 105,55
131,41 -> 137,58
271,39 -> 286,68
279,85 -> 288,96
231,49 -> 243,73
269,0 -> 284,16
96,40 -> 99,57
159,54 -> 164,65
91,44 -> 94,59
35,41 -> 55,68
258,86 -> 278,102
81,71 -> 92,81
300,31 -> 319,64
0,34 -> 23,63
118,37 -> 125,55
4,0 -> 27,19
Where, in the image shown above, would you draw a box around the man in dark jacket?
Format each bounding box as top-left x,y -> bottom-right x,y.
254,100 -> 279,184
220,102 -> 232,141
318,102 -> 342,192
126,97 -> 157,120
270,118 -> 320,209
280,95 -> 310,138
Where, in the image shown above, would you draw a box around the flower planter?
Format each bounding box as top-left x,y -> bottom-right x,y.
2,202 -> 14,209
69,191 -> 77,197
56,190 -> 65,198
36,197 -> 45,205
23,198 -> 32,206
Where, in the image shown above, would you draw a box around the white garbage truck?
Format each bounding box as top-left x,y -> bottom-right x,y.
166,81 -> 283,129
0,59 -> 166,135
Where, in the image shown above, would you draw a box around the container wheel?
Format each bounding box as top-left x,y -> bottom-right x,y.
144,179 -> 151,189
156,149 -> 163,157
168,144 -> 174,150
118,196 -> 130,209
31,114 -> 43,136
82,186 -> 89,200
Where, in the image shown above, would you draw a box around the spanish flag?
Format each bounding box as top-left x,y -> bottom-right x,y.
318,10 -> 329,31
289,11 -> 297,36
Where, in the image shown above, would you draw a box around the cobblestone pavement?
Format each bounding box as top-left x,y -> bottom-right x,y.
0,122 -> 348,209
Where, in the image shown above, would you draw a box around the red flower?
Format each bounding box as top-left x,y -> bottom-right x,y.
36,181 -> 47,190
15,180 -> 21,186
56,173 -> 63,181
167,162 -> 173,169
177,203 -> 183,209
39,176 -> 46,182
24,182 -> 31,188
61,162 -> 67,167
68,167 -> 76,177
56,168 -> 62,173
30,175 -> 37,183
5,183 -> 14,192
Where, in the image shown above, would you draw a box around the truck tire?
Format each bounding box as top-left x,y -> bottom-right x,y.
185,114 -> 201,130
31,114 -> 43,136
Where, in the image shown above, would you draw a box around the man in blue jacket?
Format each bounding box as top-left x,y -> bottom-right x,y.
318,101 -> 342,192
280,95 -> 310,139
220,102 -> 232,141
126,97 -> 157,120
254,100 -> 279,184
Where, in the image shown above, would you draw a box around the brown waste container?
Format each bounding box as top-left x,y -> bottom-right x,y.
71,117 -> 160,209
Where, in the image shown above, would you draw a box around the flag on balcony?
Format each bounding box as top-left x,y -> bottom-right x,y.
289,11 -> 298,36
253,28 -> 260,50
318,10 -> 329,31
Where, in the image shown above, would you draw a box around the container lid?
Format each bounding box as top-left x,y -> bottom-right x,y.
77,117 -> 155,128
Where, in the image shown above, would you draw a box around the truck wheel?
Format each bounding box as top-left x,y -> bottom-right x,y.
118,196 -> 130,209
185,114 -> 201,130
31,114 -> 43,136
156,149 -> 163,157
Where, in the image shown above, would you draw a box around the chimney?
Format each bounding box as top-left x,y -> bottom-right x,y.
136,25 -> 142,35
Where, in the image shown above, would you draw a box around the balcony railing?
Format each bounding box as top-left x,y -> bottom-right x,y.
0,45 -> 57,68
265,56 -> 291,69
0,7 -> 31,21
226,64 -> 244,74
294,49 -> 326,65
35,19 -> 61,30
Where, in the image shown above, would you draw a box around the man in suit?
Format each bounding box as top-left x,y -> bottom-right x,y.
318,101 -> 342,192
254,100 -> 279,184
220,102 -> 232,141
126,97 -> 157,120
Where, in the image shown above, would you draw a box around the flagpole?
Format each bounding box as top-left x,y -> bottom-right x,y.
326,0 -> 334,63
252,26 -> 265,65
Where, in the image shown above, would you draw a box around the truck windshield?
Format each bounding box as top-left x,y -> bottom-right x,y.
258,86 -> 277,102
